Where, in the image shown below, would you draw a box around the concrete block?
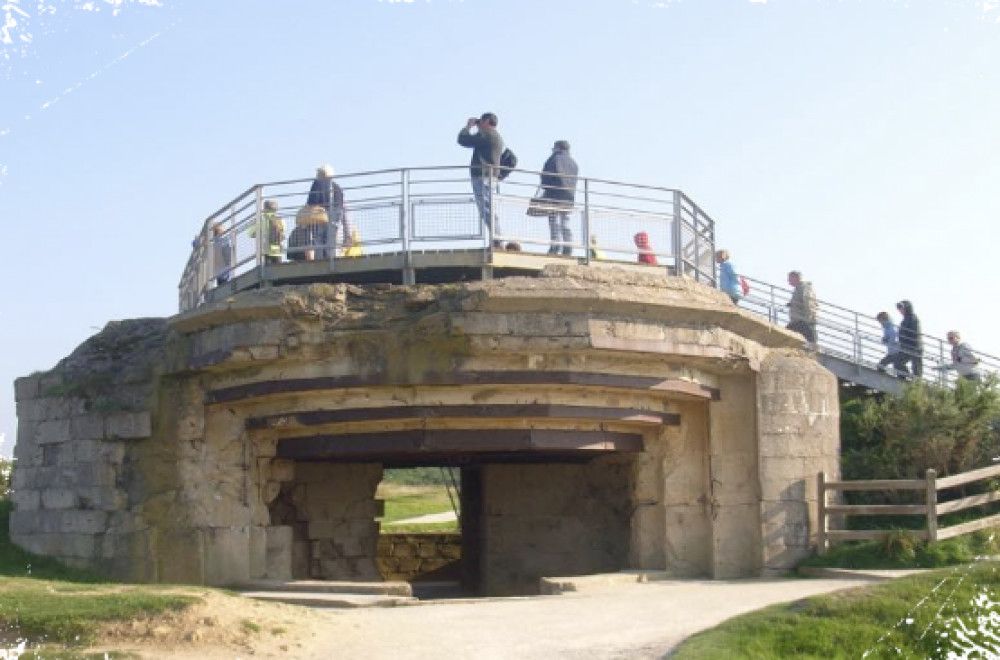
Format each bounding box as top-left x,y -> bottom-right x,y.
78,487 -> 128,511
105,412 -> 152,439
204,527 -> 251,586
35,419 -> 72,445
156,528 -> 204,584
13,442 -> 44,467
269,459 -> 294,482
262,481 -> 281,504
71,417 -> 107,441
265,526 -> 293,580
250,526 -> 267,579
14,374 -> 41,401
61,510 -> 110,535
11,466 -> 35,490
11,489 -> 40,511
41,489 -> 79,510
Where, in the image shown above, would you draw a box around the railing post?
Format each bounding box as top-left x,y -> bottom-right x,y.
582,178 -> 591,265
817,471 -> 828,555
254,186 -> 266,284
672,191 -> 683,278
400,169 -> 415,286
938,338 -> 948,387
489,166 -> 497,249
854,312 -> 862,364
926,469 -> 938,543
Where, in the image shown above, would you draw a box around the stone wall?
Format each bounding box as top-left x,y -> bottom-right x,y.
377,533 -> 461,582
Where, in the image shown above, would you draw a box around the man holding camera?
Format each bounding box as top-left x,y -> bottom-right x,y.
458,112 -> 504,248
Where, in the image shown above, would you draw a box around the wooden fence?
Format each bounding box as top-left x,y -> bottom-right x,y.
818,464 -> 1000,554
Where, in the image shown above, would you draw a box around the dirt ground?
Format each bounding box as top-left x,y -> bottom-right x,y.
74,576 -> 877,660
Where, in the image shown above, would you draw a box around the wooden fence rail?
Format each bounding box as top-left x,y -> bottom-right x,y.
817,464 -> 1000,554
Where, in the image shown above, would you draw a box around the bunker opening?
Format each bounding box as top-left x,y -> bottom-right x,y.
265,429 -> 642,598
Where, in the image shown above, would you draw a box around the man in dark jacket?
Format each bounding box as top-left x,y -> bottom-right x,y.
541,140 -> 579,256
458,113 -> 504,248
307,164 -> 353,251
896,300 -> 923,378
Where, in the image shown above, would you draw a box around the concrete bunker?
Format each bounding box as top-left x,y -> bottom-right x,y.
10,266 -> 840,593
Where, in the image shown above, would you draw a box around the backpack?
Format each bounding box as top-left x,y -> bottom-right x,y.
498,148 -> 517,180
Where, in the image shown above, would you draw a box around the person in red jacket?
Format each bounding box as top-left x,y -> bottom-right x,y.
634,231 -> 658,265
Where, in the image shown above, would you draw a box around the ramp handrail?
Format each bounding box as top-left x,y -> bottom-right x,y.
737,275 -> 999,387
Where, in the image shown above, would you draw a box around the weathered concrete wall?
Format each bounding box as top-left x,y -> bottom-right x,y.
11,266 -> 841,587
757,353 -> 840,575
479,457 -> 634,595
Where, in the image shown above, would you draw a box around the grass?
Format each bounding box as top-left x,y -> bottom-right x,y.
799,528 -> 1000,571
671,561 -> 1000,659
0,500 -> 200,649
376,483 -> 459,534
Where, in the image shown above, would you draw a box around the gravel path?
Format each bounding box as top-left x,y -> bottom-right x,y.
282,577 -> 876,659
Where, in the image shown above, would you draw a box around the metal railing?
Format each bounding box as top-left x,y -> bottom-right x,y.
178,166 -> 716,312
737,276 -> 999,387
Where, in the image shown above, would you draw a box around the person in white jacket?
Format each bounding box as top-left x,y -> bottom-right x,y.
938,331 -> 982,381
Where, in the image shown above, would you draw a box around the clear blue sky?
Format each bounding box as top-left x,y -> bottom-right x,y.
2,0 -> 999,456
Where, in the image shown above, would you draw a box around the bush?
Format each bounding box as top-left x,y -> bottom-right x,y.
841,377 -> 1000,482
0,456 -> 12,499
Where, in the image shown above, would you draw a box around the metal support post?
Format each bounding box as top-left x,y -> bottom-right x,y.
582,179 -> 591,265
400,169 -> 415,285
254,187 -> 266,285
672,191 -> 683,278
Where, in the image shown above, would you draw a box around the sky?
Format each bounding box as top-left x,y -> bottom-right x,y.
2,0 -> 999,458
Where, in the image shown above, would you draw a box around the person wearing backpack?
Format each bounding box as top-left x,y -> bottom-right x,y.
249,199 -> 285,265
458,112 -> 508,249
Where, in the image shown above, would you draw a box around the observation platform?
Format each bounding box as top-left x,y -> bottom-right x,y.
180,165 -> 996,393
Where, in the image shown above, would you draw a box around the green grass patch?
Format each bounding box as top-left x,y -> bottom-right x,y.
0,500 -> 200,648
0,583 -> 198,646
672,561 -> 1000,659
799,528 -> 1000,571
377,484 -> 458,533
0,501 -> 102,582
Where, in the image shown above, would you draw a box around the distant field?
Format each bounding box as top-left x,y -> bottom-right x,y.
377,483 -> 459,534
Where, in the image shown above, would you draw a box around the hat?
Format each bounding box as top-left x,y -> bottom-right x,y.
553,140 -> 570,151
317,164 -> 335,177
264,199 -> 278,211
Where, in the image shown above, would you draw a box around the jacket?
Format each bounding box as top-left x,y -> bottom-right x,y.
898,300 -> 923,353
719,260 -> 739,298
248,211 -> 285,258
458,126 -> 503,178
880,320 -> 900,355
307,178 -> 345,224
946,342 -> 980,377
540,149 -> 579,202
788,282 -> 817,324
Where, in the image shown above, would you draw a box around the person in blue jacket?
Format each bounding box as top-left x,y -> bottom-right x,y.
716,249 -> 741,304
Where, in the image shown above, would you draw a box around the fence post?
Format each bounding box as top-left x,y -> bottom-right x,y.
925,469 -> 938,543
817,471 -> 828,556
